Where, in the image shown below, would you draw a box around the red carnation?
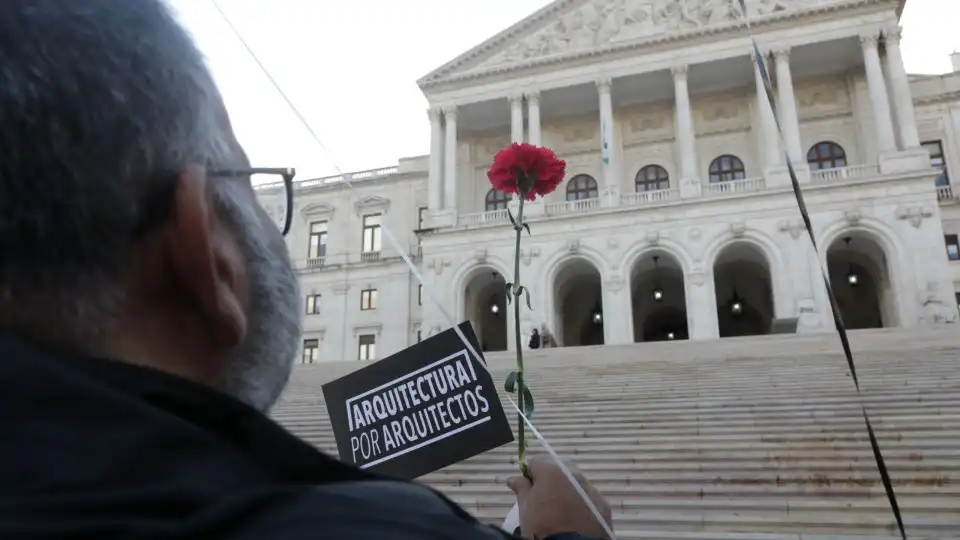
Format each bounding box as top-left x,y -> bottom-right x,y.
487,143 -> 566,201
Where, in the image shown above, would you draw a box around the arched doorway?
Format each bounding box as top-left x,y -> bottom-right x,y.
463,269 -> 508,352
826,234 -> 895,329
713,242 -> 775,337
630,251 -> 688,342
553,258 -> 604,347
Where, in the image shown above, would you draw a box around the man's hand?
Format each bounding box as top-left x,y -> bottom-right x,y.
506,456 -> 613,539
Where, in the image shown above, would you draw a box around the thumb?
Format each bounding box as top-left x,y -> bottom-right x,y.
506,475 -> 532,498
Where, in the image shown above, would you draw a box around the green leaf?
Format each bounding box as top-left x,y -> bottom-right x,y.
506,209 -> 517,228
504,371 -> 518,393
522,223 -> 531,236
520,385 -> 535,419
504,283 -> 513,304
524,287 -> 533,310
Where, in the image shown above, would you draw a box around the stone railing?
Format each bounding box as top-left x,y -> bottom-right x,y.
545,197 -> 602,216
704,176 -> 765,196
458,208 -> 509,227
443,163 -> 946,229
620,188 -> 679,206
254,165 -> 399,191
809,163 -> 880,183
937,184 -> 957,202
359,251 -> 381,264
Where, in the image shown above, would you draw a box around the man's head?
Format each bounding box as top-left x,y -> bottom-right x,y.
0,0 -> 301,411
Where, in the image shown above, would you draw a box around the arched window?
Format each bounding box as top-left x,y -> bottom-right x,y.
807,141 -> 847,170
484,188 -> 511,211
565,174 -> 599,201
708,155 -> 746,183
635,165 -> 670,192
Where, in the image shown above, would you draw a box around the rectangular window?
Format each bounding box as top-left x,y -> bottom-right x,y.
416,330 -> 422,343
418,284 -> 423,306
302,338 -> 319,364
946,234 -> 960,261
308,221 -> 328,259
360,288 -> 378,310
358,334 -> 376,361
305,294 -> 321,315
362,214 -> 382,253
923,140 -> 949,187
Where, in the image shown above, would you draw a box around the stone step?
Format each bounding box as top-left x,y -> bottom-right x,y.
450,494 -> 955,515
466,507 -> 958,535
435,482 -> 960,499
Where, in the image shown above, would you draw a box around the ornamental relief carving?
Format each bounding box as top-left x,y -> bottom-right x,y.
695,95 -> 749,135
481,0 -> 797,68
622,105 -> 673,144
545,117 -> 599,154
473,135 -> 511,163
796,80 -> 851,121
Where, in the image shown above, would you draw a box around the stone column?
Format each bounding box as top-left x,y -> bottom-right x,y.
443,106 -> 458,210
526,91 -> 542,146
883,26 -> 921,149
427,107 -> 444,212
510,95 -> 524,143
597,78 -> 619,196
860,34 -> 897,154
772,48 -> 804,164
672,66 -> 699,196
752,51 -> 781,169
602,276 -> 633,345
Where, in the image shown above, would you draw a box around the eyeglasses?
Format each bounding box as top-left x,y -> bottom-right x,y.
209,167 -> 296,236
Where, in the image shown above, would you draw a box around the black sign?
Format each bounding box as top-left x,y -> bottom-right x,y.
322,322 -> 514,479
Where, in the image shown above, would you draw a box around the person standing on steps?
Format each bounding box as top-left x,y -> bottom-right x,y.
0,1 -> 612,539
529,328 -> 542,350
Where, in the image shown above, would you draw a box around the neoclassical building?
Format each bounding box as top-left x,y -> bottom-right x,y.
256,0 -> 960,363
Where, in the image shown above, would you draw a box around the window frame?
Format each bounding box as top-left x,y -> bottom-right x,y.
305,293 -> 321,315
302,338 -> 320,364
358,334 -> 376,361
361,214 -> 382,253
360,288 -> 378,311
946,234 -> 960,261
565,174 -> 599,201
708,155 -> 746,183
635,165 -> 670,192
308,221 -> 328,259
923,140 -> 949,187
806,141 -> 847,170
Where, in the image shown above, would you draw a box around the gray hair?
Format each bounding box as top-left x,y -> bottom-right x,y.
0,0 -> 236,349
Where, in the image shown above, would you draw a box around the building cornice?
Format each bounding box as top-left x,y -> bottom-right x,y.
419,0 -> 891,91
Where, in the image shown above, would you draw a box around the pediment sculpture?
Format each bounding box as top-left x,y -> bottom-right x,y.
485,0 -> 792,68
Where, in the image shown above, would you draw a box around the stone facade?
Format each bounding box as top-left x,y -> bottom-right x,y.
256,0 -> 960,363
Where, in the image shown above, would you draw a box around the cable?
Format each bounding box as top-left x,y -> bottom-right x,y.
209,1 -> 615,537
736,1 -> 906,537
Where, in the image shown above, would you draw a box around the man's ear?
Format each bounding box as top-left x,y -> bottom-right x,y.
165,164 -> 248,349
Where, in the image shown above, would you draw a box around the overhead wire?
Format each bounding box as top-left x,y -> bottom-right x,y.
209,1 -> 615,538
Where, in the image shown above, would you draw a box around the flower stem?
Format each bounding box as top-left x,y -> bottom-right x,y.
512,196 -> 529,478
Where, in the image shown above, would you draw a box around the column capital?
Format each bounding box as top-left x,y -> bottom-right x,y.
858,33 -> 880,48
883,25 -> 903,44
595,77 -> 612,92
427,106 -> 442,121
441,106 -> 458,119
670,64 -> 688,79
771,47 -> 790,61
507,93 -> 524,105
524,90 -> 541,103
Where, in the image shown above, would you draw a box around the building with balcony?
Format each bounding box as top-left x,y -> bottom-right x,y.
256,0 -> 960,364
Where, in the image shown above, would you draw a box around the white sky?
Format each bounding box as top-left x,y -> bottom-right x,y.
168,0 -> 960,181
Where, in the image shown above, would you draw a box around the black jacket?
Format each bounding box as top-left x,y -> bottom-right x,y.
0,332 -> 595,540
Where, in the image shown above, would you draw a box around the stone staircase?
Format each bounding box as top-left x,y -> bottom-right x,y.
272,327 -> 960,539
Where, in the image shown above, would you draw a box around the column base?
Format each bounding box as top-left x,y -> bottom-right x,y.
679,177 -> 702,199
879,148 -> 931,175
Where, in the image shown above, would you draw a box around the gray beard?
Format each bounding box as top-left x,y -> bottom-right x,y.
212,182 -> 302,413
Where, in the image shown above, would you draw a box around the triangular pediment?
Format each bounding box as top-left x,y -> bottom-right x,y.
419,0 -> 812,87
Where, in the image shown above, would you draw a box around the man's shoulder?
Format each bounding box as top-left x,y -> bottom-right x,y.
190,479 -> 512,540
